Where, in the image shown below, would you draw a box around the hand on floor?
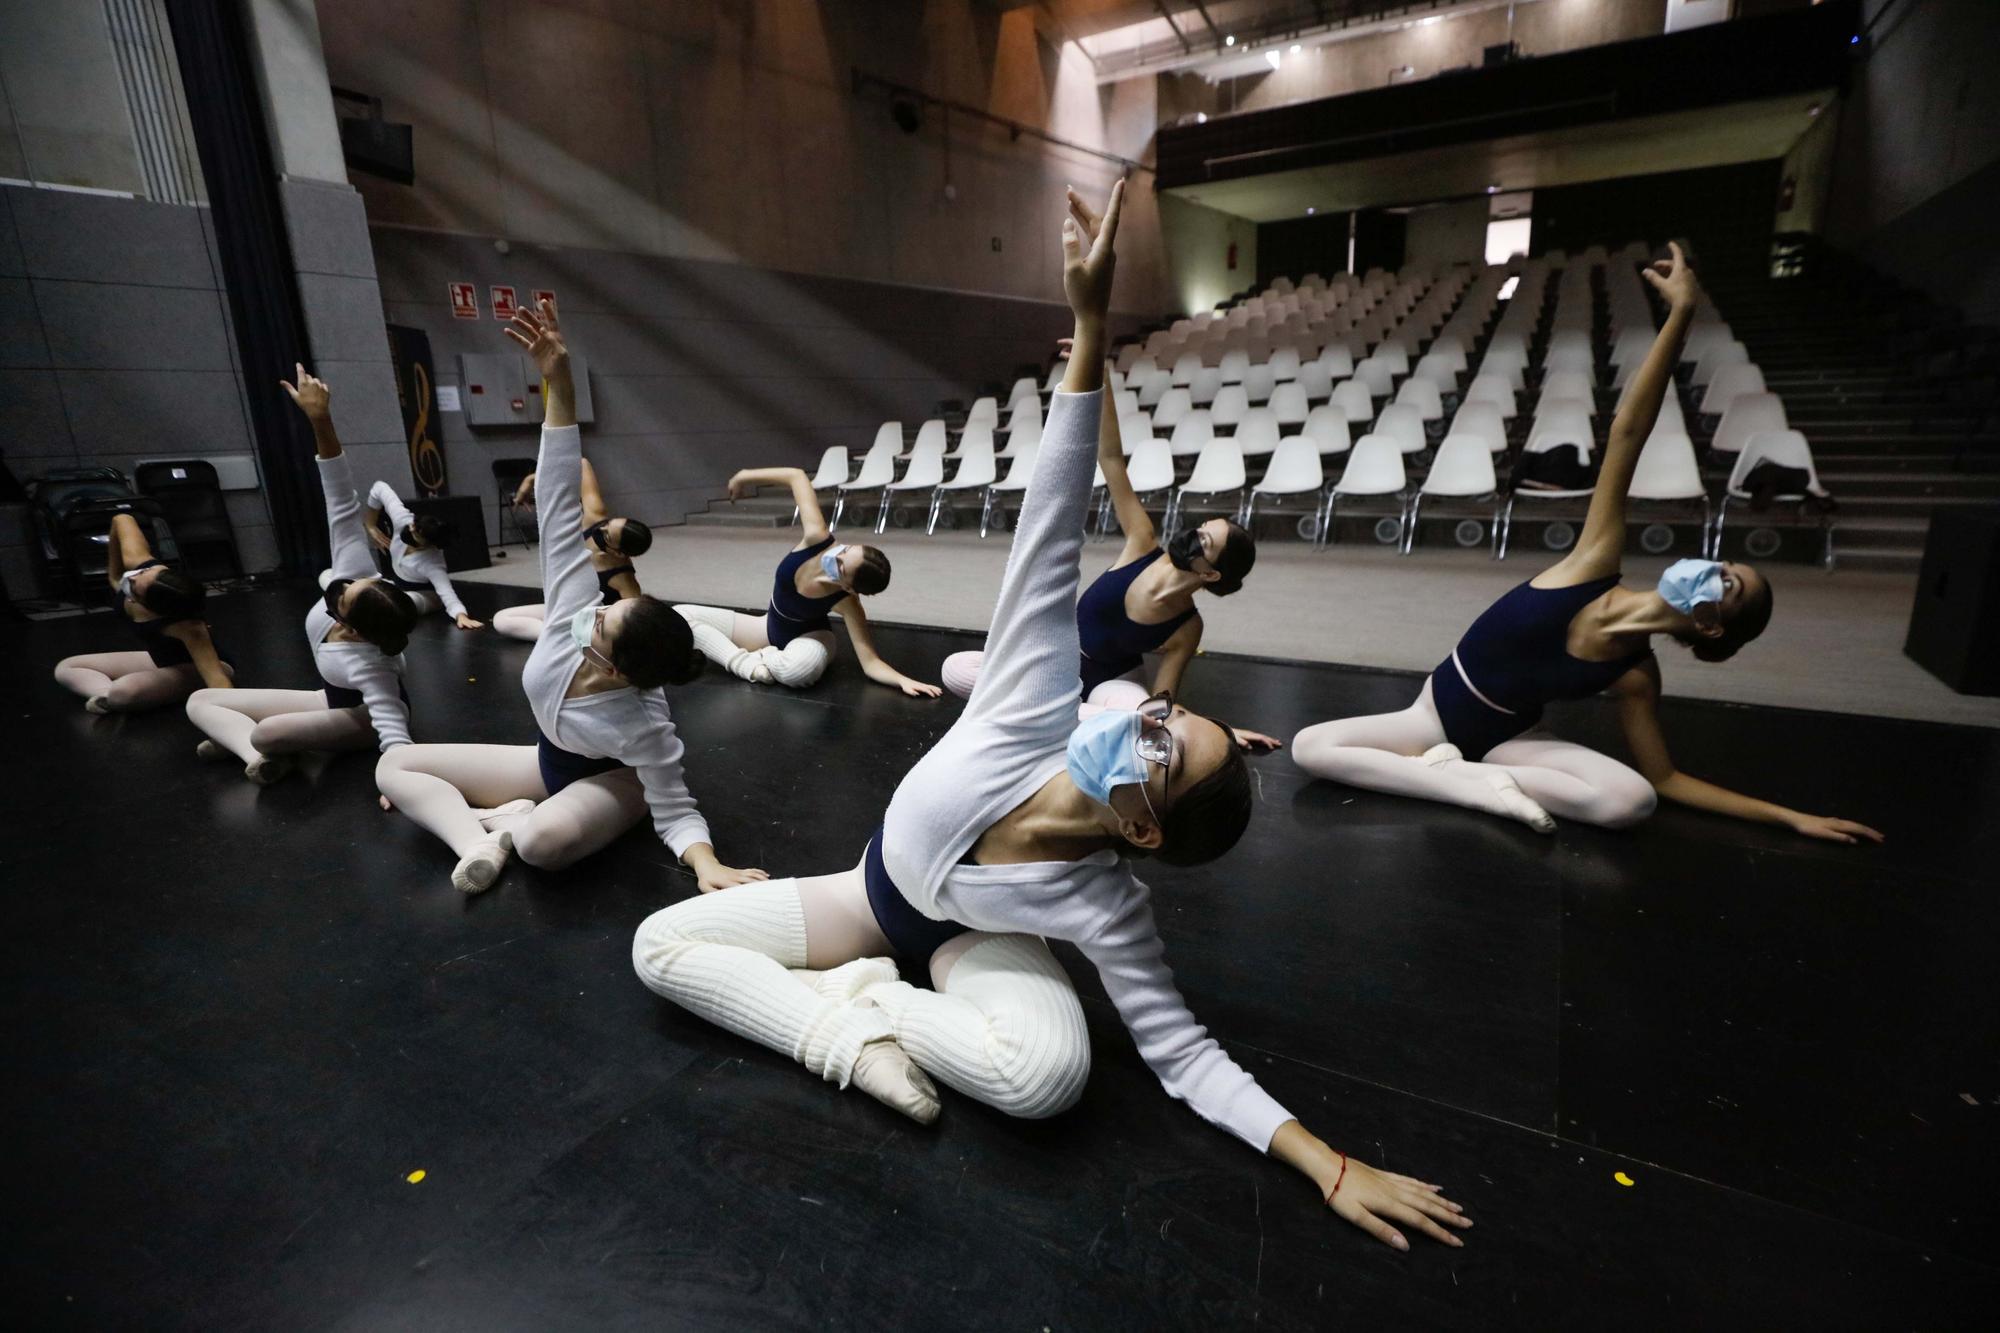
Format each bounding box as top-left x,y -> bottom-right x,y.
899,678 -> 944,699
1326,1157 -> 1472,1252
454,613 -> 485,631
1788,813 -> 1884,845
1229,726 -> 1283,753
697,863 -> 770,894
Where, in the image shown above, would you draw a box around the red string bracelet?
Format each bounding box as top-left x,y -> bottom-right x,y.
1324,1151 -> 1348,1205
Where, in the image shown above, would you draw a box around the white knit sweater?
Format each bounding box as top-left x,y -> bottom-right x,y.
368,480 -> 467,619
307,454 -> 410,751
881,389 -> 1293,1154
519,425 -> 710,858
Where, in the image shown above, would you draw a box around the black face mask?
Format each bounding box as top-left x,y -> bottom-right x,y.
323,578 -> 354,622
584,521 -> 613,554
1166,527 -> 1205,573
400,525 -> 422,550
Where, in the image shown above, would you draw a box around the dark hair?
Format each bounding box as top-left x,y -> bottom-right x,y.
1155,716 -> 1254,867
852,546 -> 892,596
609,595 -> 701,688
409,513 -> 458,549
1683,574 -> 1773,663
346,579 -> 418,655
142,568 -> 207,621
614,518 -> 654,558
1209,521 -> 1256,596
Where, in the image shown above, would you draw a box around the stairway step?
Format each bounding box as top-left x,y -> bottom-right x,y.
682,510 -> 788,529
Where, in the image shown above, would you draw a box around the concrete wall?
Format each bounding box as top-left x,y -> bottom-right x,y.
1825,0 -> 2000,323
369,224 -> 1115,529
1158,193 -> 1257,316
315,0 -> 1176,319
0,0 -> 144,191
0,185 -> 275,595
1198,0 -> 1667,116
1403,197 -> 1490,270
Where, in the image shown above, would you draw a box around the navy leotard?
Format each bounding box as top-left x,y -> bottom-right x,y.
765,536 -> 845,649
1076,549 -> 1196,695
1429,574 -> 1651,760
595,563 -> 635,605
121,559 -> 218,669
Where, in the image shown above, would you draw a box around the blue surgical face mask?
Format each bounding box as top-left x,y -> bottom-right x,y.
1065,709 -> 1151,806
570,604 -> 599,655
1658,558 -> 1725,615
819,544 -> 849,587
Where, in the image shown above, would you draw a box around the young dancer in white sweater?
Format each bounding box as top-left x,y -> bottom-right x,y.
632,183 -> 1470,1253
185,369 -> 419,783
375,300 -> 766,896
357,480 -> 482,630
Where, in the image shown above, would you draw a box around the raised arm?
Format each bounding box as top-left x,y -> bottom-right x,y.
834,597 -> 943,698
965,181 -> 1122,729
1614,661 -> 1882,845
368,480 -> 414,534
728,466 -> 827,544
579,459 -> 609,528
505,299 -> 596,628
1559,244 -> 1699,582
105,512 -> 152,591
281,366 -> 373,579
1092,358 -> 1159,560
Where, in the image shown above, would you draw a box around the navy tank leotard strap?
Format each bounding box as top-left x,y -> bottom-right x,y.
1429,574 -> 1651,760
765,535 -> 845,649
1076,548 -> 1196,695
595,563 -> 635,605
122,559 -> 206,669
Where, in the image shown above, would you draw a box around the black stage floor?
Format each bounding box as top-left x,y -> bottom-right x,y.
5,580 -> 1997,1330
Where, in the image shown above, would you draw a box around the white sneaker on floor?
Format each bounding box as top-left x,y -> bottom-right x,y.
451,838 -> 508,894
245,754 -> 293,785
195,740 -> 227,761
850,1038 -> 941,1126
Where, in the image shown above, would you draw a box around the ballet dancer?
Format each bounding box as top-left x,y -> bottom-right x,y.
941,361 -> 1278,749
1292,244 -> 1882,845
632,182 -> 1470,1253
491,459 -> 648,642
374,299 -> 766,895
53,511 -> 233,712
358,480 -> 483,630
673,467 -> 941,697
184,368 -> 419,783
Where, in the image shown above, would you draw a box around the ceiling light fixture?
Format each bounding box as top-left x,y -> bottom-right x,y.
1196,112 -> 1207,123
1225,34 -> 1235,47
1307,206 -> 1316,215
1266,50 -> 1283,69
1290,43 -> 1302,54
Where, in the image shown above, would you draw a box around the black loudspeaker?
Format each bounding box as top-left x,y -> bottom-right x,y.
1904,506 -> 2000,695
408,495 -> 490,573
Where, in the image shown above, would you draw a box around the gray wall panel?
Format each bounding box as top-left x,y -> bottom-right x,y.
7,187 -> 216,288
312,356 -> 407,450
34,280 -> 233,371
2,367 -> 72,456
295,272 -> 393,362
280,179 -> 379,280
54,369 -> 252,457
0,277 -> 52,367
0,192 -> 23,278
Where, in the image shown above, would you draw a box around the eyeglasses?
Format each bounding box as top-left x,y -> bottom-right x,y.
1132,693 -> 1176,826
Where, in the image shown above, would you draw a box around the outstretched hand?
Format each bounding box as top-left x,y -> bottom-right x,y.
1229,726 -> 1283,754
279,363 -> 331,421
1788,813 -> 1885,845
1326,1156 -> 1472,1252
1061,179 -> 1126,325
899,677 -> 944,700
504,298 -> 569,378
698,863 -> 771,893
1641,240 -> 1701,314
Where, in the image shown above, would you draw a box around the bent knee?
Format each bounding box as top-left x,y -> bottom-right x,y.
511,822 -> 586,871
990,1045 -> 1092,1120
1597,778 -> 1658,830
939,652 -> 980,699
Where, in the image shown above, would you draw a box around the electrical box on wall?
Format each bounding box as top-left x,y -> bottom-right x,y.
456,352 -> 593,427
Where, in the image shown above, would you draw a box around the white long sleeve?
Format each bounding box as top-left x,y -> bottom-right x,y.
320,454 -> 374,580
519,423 -> 711,857
371,480 -> 467,618
879,389 -> 1294,1154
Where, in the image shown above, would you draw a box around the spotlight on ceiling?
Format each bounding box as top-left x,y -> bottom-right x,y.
1486,183 -> 1501,194
1265,50 -> 1282,69
1290,43 -> 1302,54
1307,207 -> 1316,215
1195,112 -> 1207,123
1225,34 -> 1235,47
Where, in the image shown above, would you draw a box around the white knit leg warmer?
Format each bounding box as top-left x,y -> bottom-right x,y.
755,635 -> 831,690
860,934 -> 1092,1120
675,604 -> 773,683
631,880 -> 892,1087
